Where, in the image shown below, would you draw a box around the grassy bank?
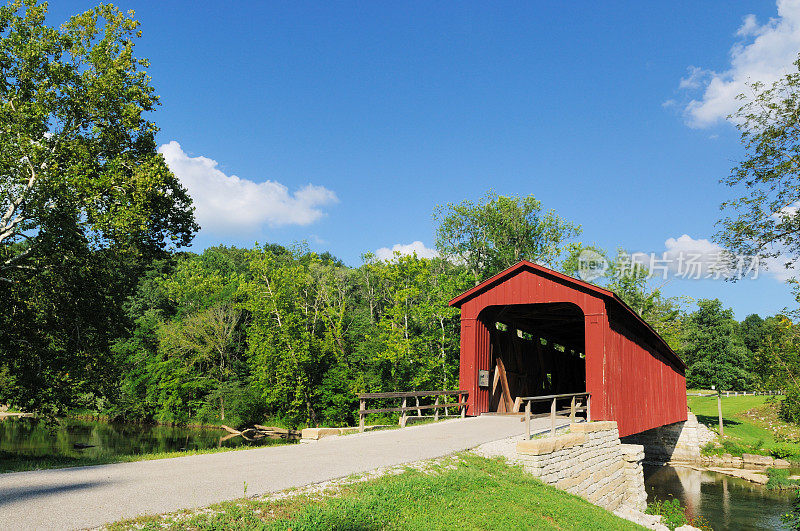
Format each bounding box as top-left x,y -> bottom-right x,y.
688,394 -> 800,458
107,455 -> 643,531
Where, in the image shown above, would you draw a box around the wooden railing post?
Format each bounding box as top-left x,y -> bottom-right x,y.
400,396 -> 407,428
586,394 -> 591,422
416,396 -> 422,417
359,397 -> 365,433
550,397 -> 556,436
434,396 -> 440,421
460,392 -> 466,418
570,395 -> 576,423
525,400 -> 531,439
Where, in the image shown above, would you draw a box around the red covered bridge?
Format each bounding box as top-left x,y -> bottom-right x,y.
449,261 -> 687,438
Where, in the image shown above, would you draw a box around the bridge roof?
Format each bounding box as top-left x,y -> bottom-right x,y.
449,260 -> 685,369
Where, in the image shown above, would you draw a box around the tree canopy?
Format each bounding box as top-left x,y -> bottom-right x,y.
434,192 -> 580,285
0,0 -> 196,281
0,1 -> 196,415
716,54 -> 800,281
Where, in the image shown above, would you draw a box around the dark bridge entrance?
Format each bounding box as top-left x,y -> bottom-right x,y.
480,303 -> 585,413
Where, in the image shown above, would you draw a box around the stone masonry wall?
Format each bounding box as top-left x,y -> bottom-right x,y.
515,421 -> 646,513
621,411 -> 714,464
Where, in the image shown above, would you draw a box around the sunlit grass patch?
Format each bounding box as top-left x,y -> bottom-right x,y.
106,454 -> 643,530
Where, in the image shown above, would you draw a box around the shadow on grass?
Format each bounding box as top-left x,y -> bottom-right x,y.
696,415 -> 742,428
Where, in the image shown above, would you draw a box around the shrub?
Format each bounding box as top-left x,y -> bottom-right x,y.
646,498 -> 686,530
720,438 -> 748,456
768,467 -> 800,490
770,444 -> 797,460
700,441 -> 718,455
780,387 -> 800,425
750,438 -> 765,452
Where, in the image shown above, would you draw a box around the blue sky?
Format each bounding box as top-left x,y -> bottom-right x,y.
50,1 -> 800,318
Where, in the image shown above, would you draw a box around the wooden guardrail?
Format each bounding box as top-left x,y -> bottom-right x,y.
357,390 -> 468,432
519,392 -> 591,439
687,390 -> 784,397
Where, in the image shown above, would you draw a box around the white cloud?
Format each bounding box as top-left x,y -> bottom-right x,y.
374,241 -> 439,261
640,234 -> 799,282
763,254 -> 800,281
677,0 -> 800,128
631,235 -> 726,279
158,141 -> 338,233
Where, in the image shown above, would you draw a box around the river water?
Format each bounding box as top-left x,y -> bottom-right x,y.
0,416 -> 288,460
644,464 -> 795,530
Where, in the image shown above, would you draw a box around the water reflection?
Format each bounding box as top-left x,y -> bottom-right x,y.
0,416 -> 290,460
644,464 -> 794,530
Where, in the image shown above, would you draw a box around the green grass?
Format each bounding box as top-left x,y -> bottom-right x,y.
688,394 -> 800,458
107,455 -> 644,531
0,444 -> 292,474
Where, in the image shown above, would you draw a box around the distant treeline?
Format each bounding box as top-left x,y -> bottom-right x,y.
108,244 -> 471,427
95,244 -> 800,428
3,192 -> 799,429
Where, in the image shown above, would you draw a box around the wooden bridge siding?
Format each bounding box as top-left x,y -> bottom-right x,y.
456,268 -> 687,438
601,312 -> 687,437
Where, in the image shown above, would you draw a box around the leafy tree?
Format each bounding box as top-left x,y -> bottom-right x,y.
0,1 -> 196,278
110,248 -> 250,424
157,303 -> 241,420
754,315 -> 800,391
0,1 -> 196,415
740,314 -> 765,354
434,192 -> 580,285
680,299 -> 752,390
243,245 -> 334,426
716,54 -> 800,279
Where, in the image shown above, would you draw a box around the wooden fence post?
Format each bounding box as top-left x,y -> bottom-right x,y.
416,396 -> 422,417
359,397 -> 365,433
434,396 -> 439,421
550,397 -> 556,436
586,394 -> 591,422
570,395 -> 576,423
400,396 -> 407,428
460,392 -> 466,418
525,400 -> 531,440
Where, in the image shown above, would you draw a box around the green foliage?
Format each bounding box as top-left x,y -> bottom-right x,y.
781,388 -> 800,425
753,316 -> 800,391
434,192 -> 580,285
681,299 -> 753,390
784,491 -> 800,530
717,55 -> 800,279
0,0 -> 196,415
646,498 -> 687,530
767,467 -> 800,491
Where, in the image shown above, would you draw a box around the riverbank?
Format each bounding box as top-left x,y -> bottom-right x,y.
688,394 -> 800,459
0,416 -> 293,473
106,454 -> 644,531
